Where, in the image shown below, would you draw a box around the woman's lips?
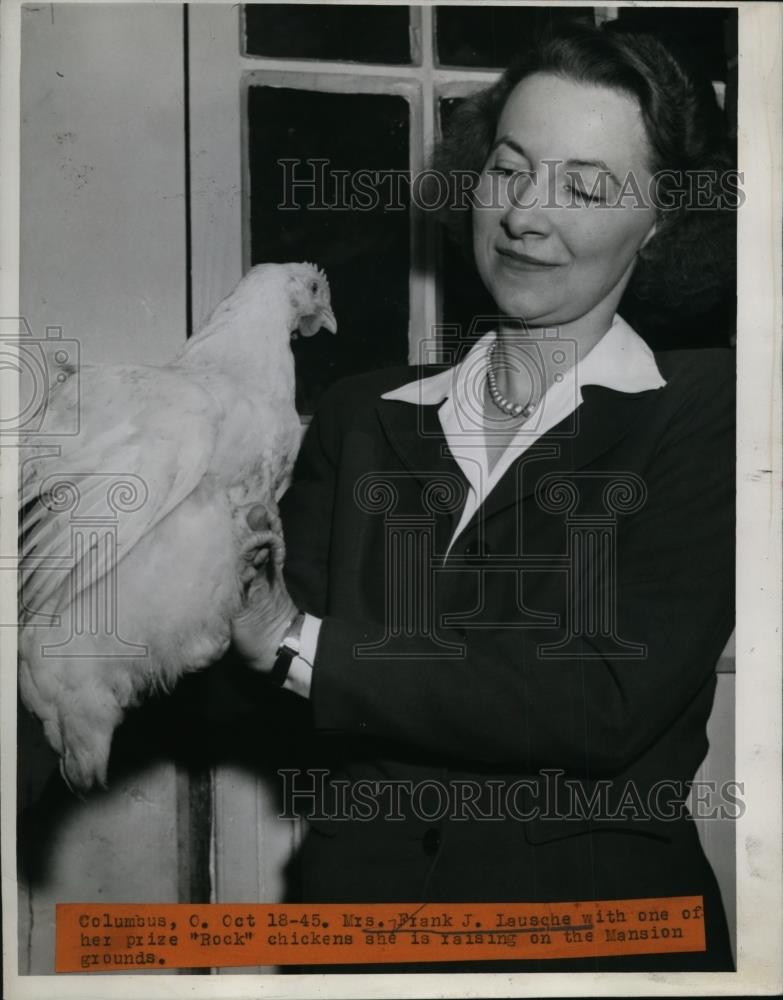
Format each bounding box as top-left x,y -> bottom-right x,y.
496,247 -> 562,269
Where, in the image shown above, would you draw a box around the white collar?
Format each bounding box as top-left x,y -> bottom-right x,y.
381,314 -> 666,407
381,315 -> 666,555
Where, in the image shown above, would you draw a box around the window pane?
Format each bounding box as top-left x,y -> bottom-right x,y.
244,4 -> 412,64
613,6 -> 734,83
435,6 -> 594,68
248,87 -> 410,414
438,96 -> 497,358
440,238 -> 498,363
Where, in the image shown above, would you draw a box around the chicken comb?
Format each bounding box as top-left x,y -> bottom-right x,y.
302,261 -> 329,287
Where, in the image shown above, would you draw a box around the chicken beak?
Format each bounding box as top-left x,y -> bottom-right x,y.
298,306 -> 337,338
320,306 -> 337,334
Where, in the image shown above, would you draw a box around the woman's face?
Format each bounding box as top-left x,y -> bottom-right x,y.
472,72 -> 658,329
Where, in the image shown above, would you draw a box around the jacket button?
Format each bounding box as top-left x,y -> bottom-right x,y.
422,828 -> 441,855
464,541 -> 491,557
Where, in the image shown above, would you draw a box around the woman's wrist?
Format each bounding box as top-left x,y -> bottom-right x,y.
282,654 -> 313,699
231,586 -> 299,674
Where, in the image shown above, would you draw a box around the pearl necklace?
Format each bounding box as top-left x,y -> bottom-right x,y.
486,339 -> 537,418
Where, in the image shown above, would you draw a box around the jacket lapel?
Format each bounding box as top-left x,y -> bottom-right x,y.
376,384 -> 663,542
375,397 -> 467,541
375,397 -> 459,478
468,385 -> 663,531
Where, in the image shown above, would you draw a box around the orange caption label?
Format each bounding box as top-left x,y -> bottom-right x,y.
56,896 -> 706,972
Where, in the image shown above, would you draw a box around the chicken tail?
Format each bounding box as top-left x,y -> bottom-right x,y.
58,717 -> 116,793
19,646 -> 124,794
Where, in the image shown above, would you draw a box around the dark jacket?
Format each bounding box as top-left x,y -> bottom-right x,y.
279,347 -> 735,971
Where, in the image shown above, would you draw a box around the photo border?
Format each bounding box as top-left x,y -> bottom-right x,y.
2,1 -> 780,997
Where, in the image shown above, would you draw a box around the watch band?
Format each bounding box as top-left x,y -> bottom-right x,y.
268,612 -> 304,688
268,644 -> 297,687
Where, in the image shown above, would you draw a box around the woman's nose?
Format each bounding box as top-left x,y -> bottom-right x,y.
501,170 -> 553,239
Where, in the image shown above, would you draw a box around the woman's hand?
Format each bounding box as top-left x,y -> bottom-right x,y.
231,504 -> 298,673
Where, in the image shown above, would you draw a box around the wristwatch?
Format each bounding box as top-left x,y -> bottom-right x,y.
268,612 -> 305,688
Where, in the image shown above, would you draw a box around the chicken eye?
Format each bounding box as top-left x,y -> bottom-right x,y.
310,280 -> 318,294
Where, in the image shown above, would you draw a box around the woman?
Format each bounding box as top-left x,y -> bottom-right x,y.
232,22 -> 736,972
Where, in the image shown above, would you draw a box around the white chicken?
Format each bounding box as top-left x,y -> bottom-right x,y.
18,262 -> 336,793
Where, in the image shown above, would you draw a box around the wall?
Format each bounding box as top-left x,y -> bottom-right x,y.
20,2 -> 187,364
18,2 -> 188,974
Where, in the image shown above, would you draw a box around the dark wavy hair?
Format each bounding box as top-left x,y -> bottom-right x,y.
433,21 -> 737,320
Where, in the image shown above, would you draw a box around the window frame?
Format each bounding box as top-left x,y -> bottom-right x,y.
189,4 -> 506,363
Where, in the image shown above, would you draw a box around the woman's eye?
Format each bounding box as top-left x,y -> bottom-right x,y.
487,161 -> 530,178
567,184 -> 605,205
